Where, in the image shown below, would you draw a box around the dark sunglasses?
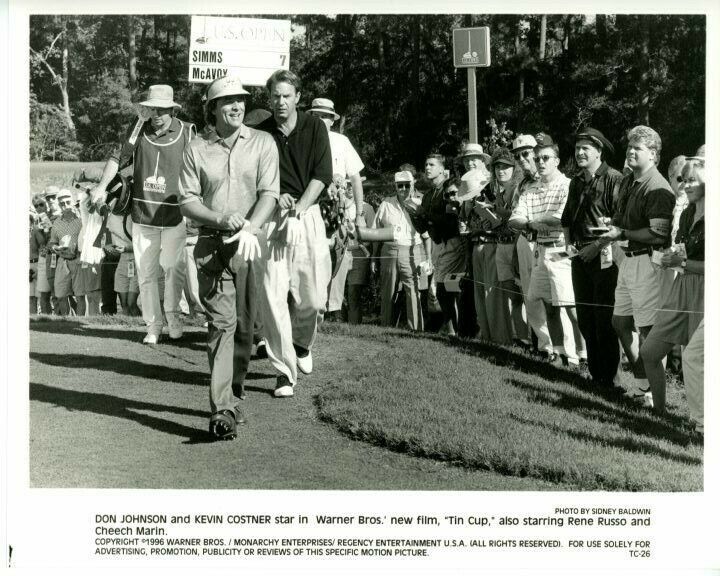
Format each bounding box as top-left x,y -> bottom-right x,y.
514,150 -> 532,160
534,154 -> 557,163
396,183 -> 412,189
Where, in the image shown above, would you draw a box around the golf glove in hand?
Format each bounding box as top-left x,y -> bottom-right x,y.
283,216 -> 304,246
235,230 -> 260,262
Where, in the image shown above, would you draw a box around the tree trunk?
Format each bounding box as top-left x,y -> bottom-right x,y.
638,16 -> 650,125
596,14 -> 607,48
563,16 -> 571,51
516,19 -> 525,112
538,15 -> 546,96
60,23 -> 75,134
411,17 -> 421,160
128,15 -> 138,96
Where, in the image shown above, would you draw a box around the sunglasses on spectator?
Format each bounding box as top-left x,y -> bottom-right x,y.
514,150 -> 532,160
59,199 -> 74,206
396,183 -> 412,189
534,154 -> 557,163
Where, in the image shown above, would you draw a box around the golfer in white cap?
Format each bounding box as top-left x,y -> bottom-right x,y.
90,84 -> 195,344
179,75 -> 280,440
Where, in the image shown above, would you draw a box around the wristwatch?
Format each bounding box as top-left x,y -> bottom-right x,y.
680,259 -> 688,269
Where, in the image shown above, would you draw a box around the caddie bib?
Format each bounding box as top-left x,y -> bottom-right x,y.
131,118 -> 194,228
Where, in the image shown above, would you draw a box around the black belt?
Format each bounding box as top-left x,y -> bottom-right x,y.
30,258 -> 39,264
198,227 -> 234,238
573,240 -> 597,248
622,247 -> 652,258
475,236 -> 514,245
538,240 -> 563,247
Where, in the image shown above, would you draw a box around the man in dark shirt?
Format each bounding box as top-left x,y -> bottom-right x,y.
256,70 -> 333,397
599,125 -> 675,403
562,128 -> 624,389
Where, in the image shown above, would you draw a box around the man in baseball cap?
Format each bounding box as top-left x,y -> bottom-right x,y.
179,75 -> 280,440
561,127 -> 624,390
509,133 -> 554,358
371,170 -> 431,331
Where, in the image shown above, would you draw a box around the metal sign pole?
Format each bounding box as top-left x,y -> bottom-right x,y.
468,67 -> 478,144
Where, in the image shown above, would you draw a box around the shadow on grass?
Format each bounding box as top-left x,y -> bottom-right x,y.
508,379 -> 702,464
30,381 -> 212,443
393,329 -> 588,387
31,352 -> 210,386
30,320 -> 206,349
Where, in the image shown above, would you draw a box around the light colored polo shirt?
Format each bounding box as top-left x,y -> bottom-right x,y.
328,131 -> 364,178
511,170 -> 570,243
178,124 -> 280,218
373,195 -> 426,247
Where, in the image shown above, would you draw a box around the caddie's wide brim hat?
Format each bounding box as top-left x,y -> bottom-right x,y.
309,98 -> 340,120
140,84 -> 181,109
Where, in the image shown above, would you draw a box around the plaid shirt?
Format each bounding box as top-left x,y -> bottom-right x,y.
48,212 -> 82,257
511,171 -> 570,243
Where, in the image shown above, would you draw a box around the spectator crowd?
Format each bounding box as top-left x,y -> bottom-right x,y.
29,70 -> 706,440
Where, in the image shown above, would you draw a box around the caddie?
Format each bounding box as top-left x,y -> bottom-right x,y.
90,84 -> 195,344
179,75 -> 280,441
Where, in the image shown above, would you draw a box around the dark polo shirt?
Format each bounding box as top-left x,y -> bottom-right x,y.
412,180 -> 460,244
675,203 -> 704,261
612,166 -> 675,250
257,111 -> 333,202
561,161 -> 623,243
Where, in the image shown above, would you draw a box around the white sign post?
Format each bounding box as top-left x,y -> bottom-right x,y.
188,16 -> 291,86
452,27 -> 491,144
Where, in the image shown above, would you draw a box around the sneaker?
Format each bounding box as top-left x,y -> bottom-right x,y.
297,351 -> 313,375
143,333 -> 160,345
168,326 -> 183,340
642,391 -> 654,408
255,339 -> 268,359
274,375 -> 294,398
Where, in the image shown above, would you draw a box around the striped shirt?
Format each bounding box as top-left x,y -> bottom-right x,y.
48,212 -> 82,256
511,171 -> 570,243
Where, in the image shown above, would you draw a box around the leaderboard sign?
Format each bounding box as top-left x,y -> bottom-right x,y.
188,16 -> 291,86
452,27 -> 491,68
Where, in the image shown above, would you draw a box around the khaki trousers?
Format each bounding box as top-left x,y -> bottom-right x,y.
258,205 -> 332,385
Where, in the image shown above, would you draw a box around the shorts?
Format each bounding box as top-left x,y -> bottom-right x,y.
646,272 -> 703,345
74,263 -> 101,295
35,258 -> 51,294
115,252 -> 139,293
614,253 -> 662,328
528,245 -> 575,306
54,258 -> 79,298
434,236 -> 468,283
495,242 -> 516,283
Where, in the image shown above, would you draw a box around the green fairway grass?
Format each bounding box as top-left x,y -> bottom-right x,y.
30,161 -> 105,196
29,316 -> 701,491
314,324 -> 702,492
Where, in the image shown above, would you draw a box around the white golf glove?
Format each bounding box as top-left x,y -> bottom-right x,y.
282,215 -> 304,246
417,260 -> 433,275
224,228 -> 260,262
